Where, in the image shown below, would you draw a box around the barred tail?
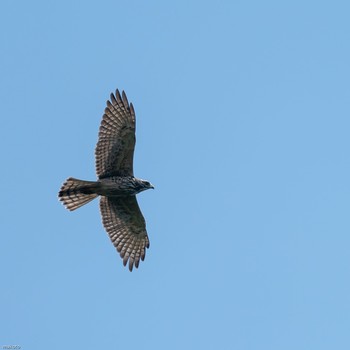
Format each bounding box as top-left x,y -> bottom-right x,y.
58,177 -> 100,211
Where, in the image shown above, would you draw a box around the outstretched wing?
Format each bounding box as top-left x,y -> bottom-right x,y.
99,196 -> 150,271
95,89 -> 136,178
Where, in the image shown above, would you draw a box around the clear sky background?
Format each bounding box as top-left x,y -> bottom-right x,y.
1,1 -> 350,349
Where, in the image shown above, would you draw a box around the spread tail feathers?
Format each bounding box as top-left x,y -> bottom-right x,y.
58,177 -> 99,211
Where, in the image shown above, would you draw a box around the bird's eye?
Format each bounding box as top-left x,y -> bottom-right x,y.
144,181 -> 150,186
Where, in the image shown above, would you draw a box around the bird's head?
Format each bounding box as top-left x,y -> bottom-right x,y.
135,178 -> 154,192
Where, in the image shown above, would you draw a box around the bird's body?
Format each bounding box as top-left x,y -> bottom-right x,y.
98,176 -> 154,196
58,89 -> 153,271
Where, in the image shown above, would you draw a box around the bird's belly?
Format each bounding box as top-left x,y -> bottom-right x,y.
96,179 -> 138,197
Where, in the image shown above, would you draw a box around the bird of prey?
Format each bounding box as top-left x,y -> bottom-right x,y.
58,89 -> 154,271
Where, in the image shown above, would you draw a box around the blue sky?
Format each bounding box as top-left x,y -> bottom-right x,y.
1,1 -> 350,349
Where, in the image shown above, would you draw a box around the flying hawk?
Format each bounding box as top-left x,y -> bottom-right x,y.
58,89 -> 154,271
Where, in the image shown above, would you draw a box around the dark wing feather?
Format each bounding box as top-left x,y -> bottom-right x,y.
99,196 -> 150,271
95,89 -> 136,178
